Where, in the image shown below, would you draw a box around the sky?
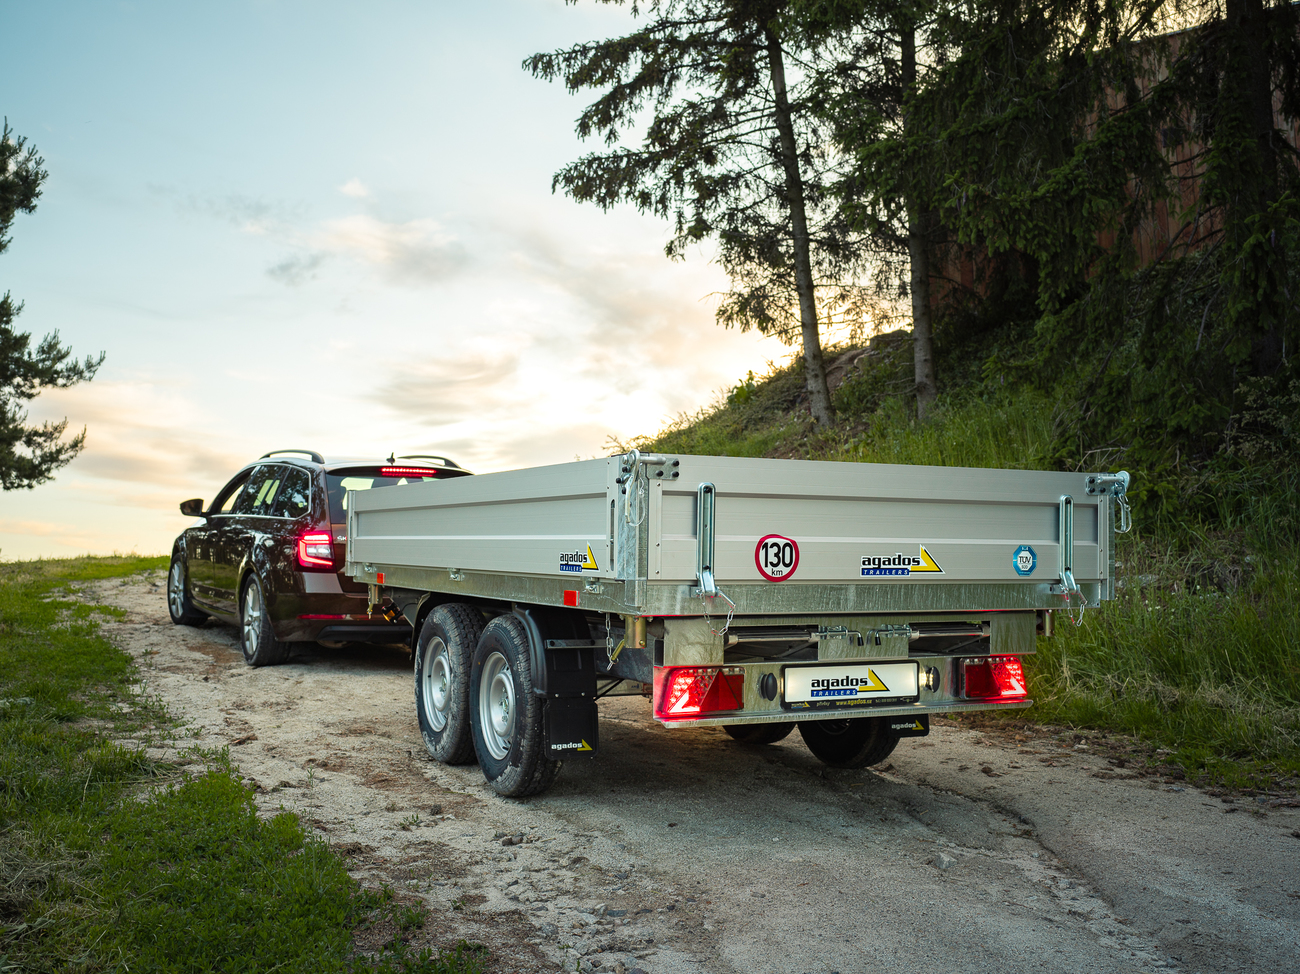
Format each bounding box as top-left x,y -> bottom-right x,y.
0,0 -> 787,559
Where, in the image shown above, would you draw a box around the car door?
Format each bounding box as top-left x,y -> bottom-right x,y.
188,470 -> 253,609
212,465 -> 275,615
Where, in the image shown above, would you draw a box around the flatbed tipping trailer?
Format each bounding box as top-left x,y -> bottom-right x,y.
345,451 -> 1131,797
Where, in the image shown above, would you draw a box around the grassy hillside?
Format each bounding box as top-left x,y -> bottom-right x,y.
627,341 -> 1300,791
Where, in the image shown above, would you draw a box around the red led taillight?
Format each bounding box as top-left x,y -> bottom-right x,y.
297,531 -> 335,570
961,655 -> 1028,700
380,466 -> 437,478
653,667 -> 745,721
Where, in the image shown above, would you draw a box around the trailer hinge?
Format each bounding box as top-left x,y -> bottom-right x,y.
810,625 -> 913,647
690,482 -> 735,635
616,449 -> 680,526
1085,470 -> 1132,534
1050,495 -> 1086,627
862,624 -> 916,646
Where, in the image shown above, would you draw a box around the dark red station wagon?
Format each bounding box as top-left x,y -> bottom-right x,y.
167,449 -> 471,665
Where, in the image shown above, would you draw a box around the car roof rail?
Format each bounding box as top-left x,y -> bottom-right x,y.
394,454 -> 463,469
261,448 -> 326,464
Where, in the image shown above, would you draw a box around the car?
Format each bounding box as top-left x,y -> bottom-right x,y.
167,449 -> 472,665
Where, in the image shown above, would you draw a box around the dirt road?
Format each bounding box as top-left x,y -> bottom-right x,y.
92,572 -> 1299,974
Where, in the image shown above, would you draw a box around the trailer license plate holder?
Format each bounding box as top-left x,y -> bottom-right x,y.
781,661 -> 919,711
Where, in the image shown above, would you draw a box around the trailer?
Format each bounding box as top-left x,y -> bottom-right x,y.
345,451 -> 1132,797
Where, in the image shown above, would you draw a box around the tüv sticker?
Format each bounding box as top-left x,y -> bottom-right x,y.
559,545 -> 600,574
1012,545 -> 1037,576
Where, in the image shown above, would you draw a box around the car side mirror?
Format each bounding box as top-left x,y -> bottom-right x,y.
179,498 -> 205,517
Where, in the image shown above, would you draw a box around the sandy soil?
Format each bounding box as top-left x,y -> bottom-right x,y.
89,572 -> 1299,974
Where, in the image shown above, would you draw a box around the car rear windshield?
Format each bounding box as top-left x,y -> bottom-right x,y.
326,469 -> 440,524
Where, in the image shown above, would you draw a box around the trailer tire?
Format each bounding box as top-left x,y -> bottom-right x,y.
798,717 -> 900,769
415,604 -> 483,765
722,723 -> 795,745
469,614 -> 559,798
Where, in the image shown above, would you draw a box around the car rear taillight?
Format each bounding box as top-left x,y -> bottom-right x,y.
653,666 -> 745,721
297,531 -> 334,570
380,466 -> 436,478
961,655 -> 1028,700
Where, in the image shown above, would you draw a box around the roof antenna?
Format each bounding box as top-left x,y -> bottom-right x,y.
386,452 -> 395,464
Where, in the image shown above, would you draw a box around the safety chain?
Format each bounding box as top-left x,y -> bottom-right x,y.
604,613 -> 626,667
700,587 -> 736,637
1063,587 -> 1087,627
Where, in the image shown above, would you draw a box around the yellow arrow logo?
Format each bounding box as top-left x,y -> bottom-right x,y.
582,544 -> 599,571
857,669 -> 890,693
912,545 -> 944,573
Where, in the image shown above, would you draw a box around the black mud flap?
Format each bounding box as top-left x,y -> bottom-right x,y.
888,714 -> 930,738
544,641 -> 598,758
545,697 -> 598,758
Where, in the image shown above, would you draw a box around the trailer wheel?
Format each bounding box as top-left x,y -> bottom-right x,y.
722,723 -> 795,745
415,604 -> 483,765
798,717 -> 900,769
469,614 -> 560,798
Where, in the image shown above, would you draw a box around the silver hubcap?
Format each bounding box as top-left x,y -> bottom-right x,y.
242,583 -> 262,654
421,637 -> 452,731
479,650 -> 515,761
168,561 -> 185,617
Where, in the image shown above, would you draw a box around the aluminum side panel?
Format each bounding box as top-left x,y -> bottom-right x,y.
348,457 -> 616,578
651,459 -> 1103,585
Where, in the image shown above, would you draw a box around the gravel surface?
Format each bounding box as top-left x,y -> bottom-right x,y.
91,573 -> 1300,974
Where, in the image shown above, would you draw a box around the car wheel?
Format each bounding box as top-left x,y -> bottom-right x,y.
239,574 -> 290,667
722,722 -> 795,745
415,604 -> 482,765
167,554 -> 207,627
469,614 -> 559,798
798,717 -> 900,769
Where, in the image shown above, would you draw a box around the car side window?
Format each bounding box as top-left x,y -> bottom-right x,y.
213,472 -> 253,514
230,466 -> 274,516
271,467 -> 311,519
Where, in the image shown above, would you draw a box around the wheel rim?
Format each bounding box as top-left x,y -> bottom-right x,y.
819,719 -> 852,737
242,583 -> 262,655
421,637 -> 452,732
478,650 -> 515,761
168,561 -> 185,617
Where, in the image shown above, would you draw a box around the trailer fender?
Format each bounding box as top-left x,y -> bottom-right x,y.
511,605 -> 599,757
509,604 -> 593,696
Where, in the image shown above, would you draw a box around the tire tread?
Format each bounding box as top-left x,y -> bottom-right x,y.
415,603 -> 482,765
470,615 -> 561,798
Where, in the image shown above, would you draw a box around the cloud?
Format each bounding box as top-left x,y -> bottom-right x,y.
25,381 -> 251,495
372,347 -> 525,428
267,251 -> 328,286
311,214 -> 467,285
338,178 -> 370,198
149,184 -> 305,235
151,182 -> 466,288
0,518 -> 102,552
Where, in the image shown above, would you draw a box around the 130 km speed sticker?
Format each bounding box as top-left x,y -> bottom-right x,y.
755,534 -> 800,582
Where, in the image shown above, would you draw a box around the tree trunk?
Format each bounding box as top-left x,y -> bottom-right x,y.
1224,0 -> 1284,375
902,26 -> 937,420
765,26 -> 834,427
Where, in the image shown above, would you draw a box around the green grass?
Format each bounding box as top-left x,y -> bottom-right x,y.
633,353 -> 1300,791
0,555 -> 486,973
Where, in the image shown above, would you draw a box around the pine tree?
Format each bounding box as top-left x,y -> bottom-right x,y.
1,121 -> 103,490
829,0 -> 1299,486
526,0 -> 879,426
